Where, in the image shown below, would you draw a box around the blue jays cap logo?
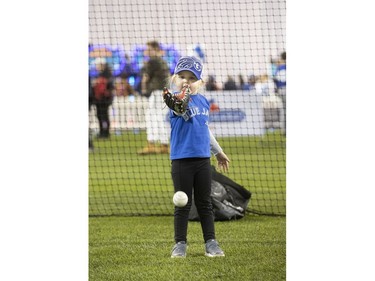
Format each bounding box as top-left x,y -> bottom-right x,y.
174,56 -> 203,80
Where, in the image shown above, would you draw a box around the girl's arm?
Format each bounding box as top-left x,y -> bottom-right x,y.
209,129 -> 230,172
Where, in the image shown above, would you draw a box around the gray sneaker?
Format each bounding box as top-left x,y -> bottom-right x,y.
171,241 -> 187,258
205,239 -> 225,257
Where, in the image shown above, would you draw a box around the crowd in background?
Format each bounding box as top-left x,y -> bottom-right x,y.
89,42 -> 286,98
90,55 -> 286,100
206,51 -> 286,97
89,43 -> 286,150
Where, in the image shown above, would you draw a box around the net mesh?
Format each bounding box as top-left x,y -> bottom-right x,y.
89,0 -> 286,216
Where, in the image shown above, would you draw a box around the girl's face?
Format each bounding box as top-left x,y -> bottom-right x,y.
175,70 -> 199,92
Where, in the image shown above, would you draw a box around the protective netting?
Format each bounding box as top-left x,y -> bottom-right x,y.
89,0 -> 286,216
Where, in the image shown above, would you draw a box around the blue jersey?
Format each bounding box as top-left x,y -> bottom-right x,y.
169,94 -> 211,160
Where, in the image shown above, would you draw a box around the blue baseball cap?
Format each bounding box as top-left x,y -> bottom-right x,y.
174,56 -> 203,80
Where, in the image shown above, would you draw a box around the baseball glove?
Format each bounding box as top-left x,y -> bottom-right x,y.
163,84 -> 191,114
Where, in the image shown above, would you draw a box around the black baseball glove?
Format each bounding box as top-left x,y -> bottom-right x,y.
163,85 -> 191,114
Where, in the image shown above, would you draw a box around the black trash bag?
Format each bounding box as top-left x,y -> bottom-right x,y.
189,166 -> 252,221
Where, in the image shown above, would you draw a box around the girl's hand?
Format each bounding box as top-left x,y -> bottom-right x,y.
215,151 -> 230,172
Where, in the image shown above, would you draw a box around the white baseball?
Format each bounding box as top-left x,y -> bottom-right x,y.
173,191 -> 188,207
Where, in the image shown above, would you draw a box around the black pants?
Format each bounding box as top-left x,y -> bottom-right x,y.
171,158 -> 215,243
95,101 -> 111,137
89,102 -> 94,149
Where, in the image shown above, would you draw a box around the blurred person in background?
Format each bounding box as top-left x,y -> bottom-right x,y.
223,75 -> 237,90
89,74 -> 95,152
274,51 -> 286,135
93,58 -> 114,139
205,75 -> 220,91
248,74 -> 257,91
138,40 -> 171,155
255,74 -> 275,97
238,74 -> 250,90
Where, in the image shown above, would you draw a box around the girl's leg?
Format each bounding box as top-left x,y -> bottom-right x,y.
193,159 -> 215,242
171,159 -> 195,243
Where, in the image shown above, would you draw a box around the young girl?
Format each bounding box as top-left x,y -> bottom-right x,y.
164,56 -> 230,258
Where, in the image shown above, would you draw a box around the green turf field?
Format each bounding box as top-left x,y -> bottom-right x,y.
89,130 -> 286,280
89,130 -> 286,216
89,215 -> 286,281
